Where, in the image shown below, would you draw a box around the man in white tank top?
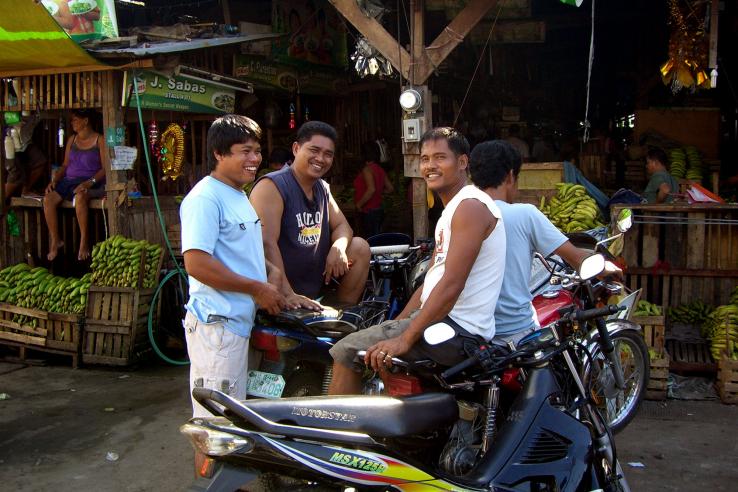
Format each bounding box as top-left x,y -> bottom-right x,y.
328,128 -> 506,394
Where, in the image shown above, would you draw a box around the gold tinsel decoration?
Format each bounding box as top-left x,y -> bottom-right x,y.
660,0 -> 711,94
159,123 -> 185,181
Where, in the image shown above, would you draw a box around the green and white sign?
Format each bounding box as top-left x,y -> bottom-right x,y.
123,71 -> 236,115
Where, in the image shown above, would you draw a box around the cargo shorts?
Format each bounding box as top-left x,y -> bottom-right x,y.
184,311 -> 249,418
329,311 -> 483,371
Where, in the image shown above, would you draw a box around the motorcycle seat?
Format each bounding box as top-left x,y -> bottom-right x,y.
257,308 -> 360,339
242,393 -> 458,437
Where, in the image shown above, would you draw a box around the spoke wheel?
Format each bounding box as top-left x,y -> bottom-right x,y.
584,331 -> 649,433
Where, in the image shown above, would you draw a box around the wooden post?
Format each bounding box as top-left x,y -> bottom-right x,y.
403,84 -> 432,241
100,71 -> 126,237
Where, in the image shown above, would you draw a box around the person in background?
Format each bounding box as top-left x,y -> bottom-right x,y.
469,140 -> 621,347
643,147 -> 679,204
3,113 -> 47,217
181,114 -> 314,419
505,124 -> 530,162
250,121 -> 370,306
328,127 -> 506,395
44,109 -> 106,261
353,141 -> 394,238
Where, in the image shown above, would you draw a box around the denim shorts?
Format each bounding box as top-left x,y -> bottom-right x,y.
54,177 -> 105,200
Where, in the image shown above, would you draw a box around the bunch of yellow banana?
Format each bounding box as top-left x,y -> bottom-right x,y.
704,303 -> 738,361
539,183 -> 605,233
90,235 -> 163,289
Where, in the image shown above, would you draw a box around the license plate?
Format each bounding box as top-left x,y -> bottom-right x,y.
246,370 -> 285,399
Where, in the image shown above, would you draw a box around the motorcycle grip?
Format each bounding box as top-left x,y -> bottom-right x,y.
370,244 -> 411,255
574,305 -> 625,322
441,353 -> 480,380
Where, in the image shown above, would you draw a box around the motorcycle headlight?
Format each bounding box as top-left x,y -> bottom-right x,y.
180,421 -> 254,456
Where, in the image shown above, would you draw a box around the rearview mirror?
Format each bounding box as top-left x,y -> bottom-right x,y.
424,322 -> 456,345
615,208 -> 633,233
579,254 -> 606,280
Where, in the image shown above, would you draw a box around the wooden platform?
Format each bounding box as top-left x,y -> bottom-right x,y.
11,196 -> 105,209
665,339 -> 717,375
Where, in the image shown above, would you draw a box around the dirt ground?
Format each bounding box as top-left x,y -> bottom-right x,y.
1,358 -> 736,491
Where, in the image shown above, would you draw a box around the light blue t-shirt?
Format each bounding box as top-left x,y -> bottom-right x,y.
180,176 -> 267,337
494,201 -> 567,335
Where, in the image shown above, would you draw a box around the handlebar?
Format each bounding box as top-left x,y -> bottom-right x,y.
370,244 -> 412,255
572,304 -> 625,322
441,350 -> 483,380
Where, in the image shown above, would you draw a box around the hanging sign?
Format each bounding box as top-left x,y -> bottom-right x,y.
123,71 -> 236,115
41,0 -> 119,42
234,55 -> 344,95
112,146 -> 137,170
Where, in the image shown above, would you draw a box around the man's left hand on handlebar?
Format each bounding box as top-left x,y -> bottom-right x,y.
598,260 -> 623,281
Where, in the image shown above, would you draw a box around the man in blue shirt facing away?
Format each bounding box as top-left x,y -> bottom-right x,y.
470,140 -> 620,346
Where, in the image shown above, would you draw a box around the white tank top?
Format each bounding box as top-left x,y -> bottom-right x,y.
420,185 -> 506,340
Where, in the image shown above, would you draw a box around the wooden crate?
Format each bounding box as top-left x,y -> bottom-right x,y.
515,162 -> 564,206
166,223 -> 182,254
716,357 -> 738,404
0,303 -> 82,367
632,315 -> 665,352
665,339 -> 717,375
645,349 -> 670,401
82,287 -> 157,366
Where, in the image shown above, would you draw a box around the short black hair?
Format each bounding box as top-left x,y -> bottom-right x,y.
470,140 -> 522,189
647,147 -> 668,166
296,121 -> 337,145
419,127 -> 470,157
361,141 -> 380,163
206,114 -> 262,170
268,147 -> 292,165
71,109 -> 101,132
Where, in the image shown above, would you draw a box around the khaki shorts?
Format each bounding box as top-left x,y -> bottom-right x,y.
329,311 -> 483,371
184,311 -> 249,418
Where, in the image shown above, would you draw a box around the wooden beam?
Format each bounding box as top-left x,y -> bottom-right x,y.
329,0 -> 412,81
422,0 -> 498,82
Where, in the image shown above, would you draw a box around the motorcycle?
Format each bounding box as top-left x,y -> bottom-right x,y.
182,254 -> 631,492
529,208 -> 648,433
246,233 -> 431,399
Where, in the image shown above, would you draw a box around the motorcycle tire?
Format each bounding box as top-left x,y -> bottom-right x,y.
584,330 -> 649,434
283,369 -> 324,397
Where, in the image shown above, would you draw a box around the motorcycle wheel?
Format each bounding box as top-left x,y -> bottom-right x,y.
584,331 -> 649,434
283,369 -> 324,397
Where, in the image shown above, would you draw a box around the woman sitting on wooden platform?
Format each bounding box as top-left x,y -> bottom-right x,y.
44,109 -> 107,261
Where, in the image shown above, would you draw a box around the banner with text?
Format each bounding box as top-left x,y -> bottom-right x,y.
123,71 -> 236,114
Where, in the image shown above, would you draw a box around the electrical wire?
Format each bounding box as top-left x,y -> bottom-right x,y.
131,70 -> 189,366
583,0 -> 596,143
453,0 -> 507,128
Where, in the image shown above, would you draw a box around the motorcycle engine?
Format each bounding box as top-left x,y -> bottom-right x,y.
439,401 -> 483,476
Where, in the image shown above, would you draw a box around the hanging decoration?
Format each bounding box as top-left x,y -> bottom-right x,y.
159,123 -> 185,181
660,0 -> 710,94
288,103 -> 296,129
350,37 -> 394,78
147,120 -> 161,161
304,106 -> 310,122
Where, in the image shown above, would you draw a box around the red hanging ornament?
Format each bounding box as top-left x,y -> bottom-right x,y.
288,103 -> 296,130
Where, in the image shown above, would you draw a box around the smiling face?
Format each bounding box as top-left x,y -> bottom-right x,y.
212,138 -> 262,189
291,134 -> 335,182
420,138 -> 468,199
70,114 -> 89,134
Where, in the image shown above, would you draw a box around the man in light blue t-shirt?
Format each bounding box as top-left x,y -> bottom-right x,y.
470,140 -> 620,346
180,115 -> 316,418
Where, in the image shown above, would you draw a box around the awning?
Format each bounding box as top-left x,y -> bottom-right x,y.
0,0 -> 108,76
88,33 -> 283,58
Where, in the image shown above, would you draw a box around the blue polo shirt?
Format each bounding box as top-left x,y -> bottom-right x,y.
180,176 -> 267,337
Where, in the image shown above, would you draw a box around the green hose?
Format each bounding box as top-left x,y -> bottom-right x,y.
130,70 -> 189,365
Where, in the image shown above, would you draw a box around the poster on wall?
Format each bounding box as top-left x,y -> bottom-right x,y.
271,0 -> 348,68
122,71 -> 236,115
41,0 -> 118,41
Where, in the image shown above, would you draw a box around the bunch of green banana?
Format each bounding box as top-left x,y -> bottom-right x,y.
539,183 -> 605,233
667,299 -> 714,327
90,235 -> 163,289
633,299 -> 663,317
669,148 -> 686,178
704,304 -> 738,361
0,264 -> 91,325
729,285 -> 738,305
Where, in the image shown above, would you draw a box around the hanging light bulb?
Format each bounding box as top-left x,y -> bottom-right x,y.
57,117 -> 65,148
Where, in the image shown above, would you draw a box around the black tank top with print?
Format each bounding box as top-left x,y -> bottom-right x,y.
258,166 -> 331,298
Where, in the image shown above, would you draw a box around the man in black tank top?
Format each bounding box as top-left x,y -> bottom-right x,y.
250,121 -> 370,305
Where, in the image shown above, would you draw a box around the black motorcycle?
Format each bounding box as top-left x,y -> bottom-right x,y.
182,253 -> 631,492
246,233 -> 430,399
